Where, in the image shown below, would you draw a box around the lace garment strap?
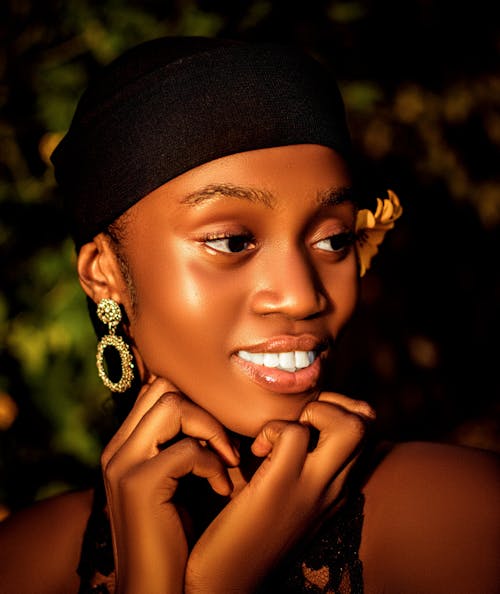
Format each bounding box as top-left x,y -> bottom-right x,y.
258,492 -> 365,594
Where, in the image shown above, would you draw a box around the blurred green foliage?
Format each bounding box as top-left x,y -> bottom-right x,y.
1,0 -> 499,514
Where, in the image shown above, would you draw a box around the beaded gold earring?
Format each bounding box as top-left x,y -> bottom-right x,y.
95,298 -> 134,393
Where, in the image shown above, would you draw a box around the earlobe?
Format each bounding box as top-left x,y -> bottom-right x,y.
77,234 -> 124,304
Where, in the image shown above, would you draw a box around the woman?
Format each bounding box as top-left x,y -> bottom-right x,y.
0,36 -> 498,594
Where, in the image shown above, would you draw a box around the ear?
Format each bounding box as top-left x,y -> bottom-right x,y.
77,234 -> 127,305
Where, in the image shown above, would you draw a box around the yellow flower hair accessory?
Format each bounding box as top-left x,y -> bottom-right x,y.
355,189 -> 402,277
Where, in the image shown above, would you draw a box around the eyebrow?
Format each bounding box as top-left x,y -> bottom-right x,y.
180,183 -> 356,209
181,183 -> 276,208
316,186 -> 356,207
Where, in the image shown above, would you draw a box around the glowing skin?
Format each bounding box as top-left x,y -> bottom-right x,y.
118,144 -> 358,436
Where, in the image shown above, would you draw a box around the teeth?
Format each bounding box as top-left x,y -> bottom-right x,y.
238,350 -> 316,372
263,353 -> 279,367
295,351 -> 310,369
279,352 -> 295,369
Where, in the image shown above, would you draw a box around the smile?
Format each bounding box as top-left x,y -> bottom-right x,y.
237,350 -> 316,373
232,335 -> 328,394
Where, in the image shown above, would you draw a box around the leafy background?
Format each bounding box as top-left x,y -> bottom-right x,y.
1,0 -> 499,517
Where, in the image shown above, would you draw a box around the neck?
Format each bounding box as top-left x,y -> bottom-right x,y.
175,433 -> 264,543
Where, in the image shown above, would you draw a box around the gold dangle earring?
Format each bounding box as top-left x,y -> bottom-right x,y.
95,298 -> 134,393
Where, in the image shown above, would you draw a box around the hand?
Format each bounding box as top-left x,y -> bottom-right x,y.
185,392 -> 374,594
100,378 -> 240,594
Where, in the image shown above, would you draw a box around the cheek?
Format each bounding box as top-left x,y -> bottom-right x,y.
128,252 -> 242,380
321,256 -> 359,329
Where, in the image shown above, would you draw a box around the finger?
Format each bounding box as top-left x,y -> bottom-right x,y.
317,392 -> 376,421
105,392 -> 239,478
299,400 -> 370,487
116,438 -> 233,501
251,421 -> 282,457
251,420 -> 310,482
103,377 -> 181,465
300,400 -> 371,450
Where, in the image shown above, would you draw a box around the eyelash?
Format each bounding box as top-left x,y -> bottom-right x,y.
202,231 -> 355,256
203,232 -> 256,254
312,231 -> 355,254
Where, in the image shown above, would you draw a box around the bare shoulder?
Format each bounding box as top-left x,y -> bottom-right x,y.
0,488 -> 94,594
360,441 -> 500,594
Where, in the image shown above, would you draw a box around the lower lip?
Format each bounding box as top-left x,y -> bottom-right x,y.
232,354 -> 322,394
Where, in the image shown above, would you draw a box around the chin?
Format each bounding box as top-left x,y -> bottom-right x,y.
222,394 -> 315,438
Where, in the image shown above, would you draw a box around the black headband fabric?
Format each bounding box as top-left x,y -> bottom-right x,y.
51,36 -> 353,248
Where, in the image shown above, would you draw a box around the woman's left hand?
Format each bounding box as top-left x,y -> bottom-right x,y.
185,392 -> 374,594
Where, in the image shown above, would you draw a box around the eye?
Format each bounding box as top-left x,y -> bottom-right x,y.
204,233 -> 256,254
313,231 -> 355,253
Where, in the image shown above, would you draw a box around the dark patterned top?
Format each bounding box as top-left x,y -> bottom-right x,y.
77,488 -> 365,594
258,493 -> 365,594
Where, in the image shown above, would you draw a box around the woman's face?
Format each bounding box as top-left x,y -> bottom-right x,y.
117,144 -> 358,436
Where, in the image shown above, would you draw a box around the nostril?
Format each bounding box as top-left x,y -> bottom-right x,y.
251,288 -> 328,319
249,246 -> 330,319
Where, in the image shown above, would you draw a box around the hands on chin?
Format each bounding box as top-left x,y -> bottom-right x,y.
100,375 -> 374,594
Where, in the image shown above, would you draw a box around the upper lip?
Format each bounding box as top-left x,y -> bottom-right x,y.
236,334 -> 331,354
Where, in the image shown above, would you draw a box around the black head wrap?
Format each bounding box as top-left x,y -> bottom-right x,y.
51,36 -> 353,248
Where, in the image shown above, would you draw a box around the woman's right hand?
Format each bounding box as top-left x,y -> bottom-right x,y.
100,378 -> 240,594
185,392 -> 374,594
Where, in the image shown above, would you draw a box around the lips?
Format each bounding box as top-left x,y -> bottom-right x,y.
232,335 -> 329,394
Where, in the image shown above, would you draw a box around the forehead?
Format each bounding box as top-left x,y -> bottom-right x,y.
132,144 -> 353,216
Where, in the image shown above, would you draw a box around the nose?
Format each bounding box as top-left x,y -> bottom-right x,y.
250,244 -> 328,320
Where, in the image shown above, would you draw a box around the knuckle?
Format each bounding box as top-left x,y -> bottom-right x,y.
157,391 -> 182,411
342,411 -> 368,440
263,419 -> 287,434
283,422 -> 310,441
206,430 -> 228,451
260,420 -> 286,442
102,452 -> 122,483
153,377 -> 170,389
153,377 -> 175,391
352,399 -> 376,420
176,436 -> 200,457
208,430 -> 224,444
302,400 -> 322,417
100,441 -> 118,472
100,447 -> 112,470
300,400 -> 335,426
